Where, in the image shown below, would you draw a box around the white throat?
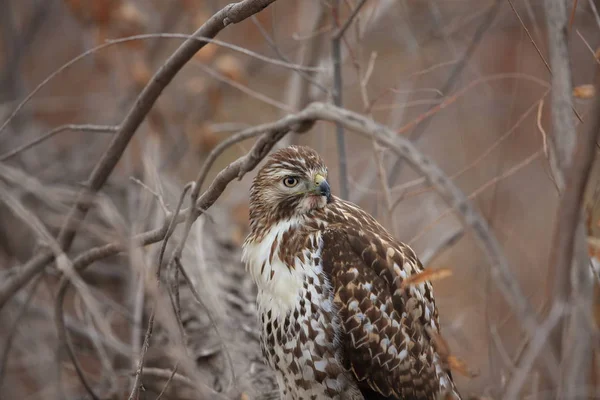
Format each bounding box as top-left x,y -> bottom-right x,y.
242,218 -> 323,320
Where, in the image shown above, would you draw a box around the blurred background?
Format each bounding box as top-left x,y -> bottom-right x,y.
0,0 -> 599,399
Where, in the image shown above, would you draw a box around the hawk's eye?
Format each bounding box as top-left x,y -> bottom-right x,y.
283,176 -> 299,188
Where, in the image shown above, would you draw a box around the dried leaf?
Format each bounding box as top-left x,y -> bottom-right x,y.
594,280 -> 600,329
130,59 -> 152,89
186,77 -> 207,95
185,123 -> 221,154
231,225 -> 245,247
401,268 -> 452,289
114,2 -> 147,38
214,54 -> 246,84
448,355 -> 479,378
115,2 -> 145,26
64,0 -> 118,26
194,10 -> 210,27
573,84 -> 595,99
194,43 -> 219,64
587,236 -> 600,259
233,203 -> 250,229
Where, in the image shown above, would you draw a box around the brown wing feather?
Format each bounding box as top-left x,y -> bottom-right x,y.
320,200 -> 453,400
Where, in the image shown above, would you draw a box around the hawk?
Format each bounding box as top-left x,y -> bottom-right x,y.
242,145 -> 461,400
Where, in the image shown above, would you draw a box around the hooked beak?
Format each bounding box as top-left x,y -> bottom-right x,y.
313,174 -> 331,202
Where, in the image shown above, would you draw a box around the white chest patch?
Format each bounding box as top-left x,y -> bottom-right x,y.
242,219 -> 323,320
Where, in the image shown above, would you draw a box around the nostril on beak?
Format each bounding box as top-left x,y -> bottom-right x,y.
318,180 -> 331,201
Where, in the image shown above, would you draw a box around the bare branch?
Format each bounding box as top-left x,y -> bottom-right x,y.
332,0 -> 368,41
543,0 -> 599,396
154,363 -> 180,400
251,15 -> 329,94
502,303 -> 564,400
420,229 -> 465,267
547,82 -> 600,398
127,304 -> 155,400
543,0 -> 578,190
55,280 -> 102,400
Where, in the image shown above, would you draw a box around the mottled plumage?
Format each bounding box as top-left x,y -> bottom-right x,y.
242,146 -> 460,400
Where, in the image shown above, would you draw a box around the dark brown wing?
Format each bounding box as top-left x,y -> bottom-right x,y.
321,220 -> 452,400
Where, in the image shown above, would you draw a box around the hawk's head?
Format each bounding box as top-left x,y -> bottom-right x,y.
249,145 -> 331,228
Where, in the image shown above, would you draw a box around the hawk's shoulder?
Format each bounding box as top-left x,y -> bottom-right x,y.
319,198 -> 452,399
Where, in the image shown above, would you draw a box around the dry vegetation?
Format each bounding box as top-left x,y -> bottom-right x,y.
0,0 -> 600,399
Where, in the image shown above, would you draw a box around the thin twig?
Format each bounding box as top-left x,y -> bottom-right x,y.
568,0 -> 579,31
55,279 -> 101,400
589,0 -> 600,29
420,229 -> 465,267
193,62 -> 292,111
156,183 -> 193,279
175,256 -> 236,384
332,0 -> 368,40
507,0 -> 553,76
130,366 -> 194,388
0,124 -> 118,161
250,15 -> 328,94
332,0 -> 349,199
388,90 -> 549,207
507,0 -> 583,124
129,177 -> 169,215
155,362 -> 179,400
536,99 -> 549,157
408,151 -> 543,247
127,306 -> 156,400
502,304 -> 564,400
104,33 -> 324,72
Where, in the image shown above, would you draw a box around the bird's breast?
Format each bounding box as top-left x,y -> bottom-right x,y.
242,220 -> 325,320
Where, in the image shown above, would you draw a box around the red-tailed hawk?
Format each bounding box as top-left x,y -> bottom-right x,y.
242,146 -> 461,400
